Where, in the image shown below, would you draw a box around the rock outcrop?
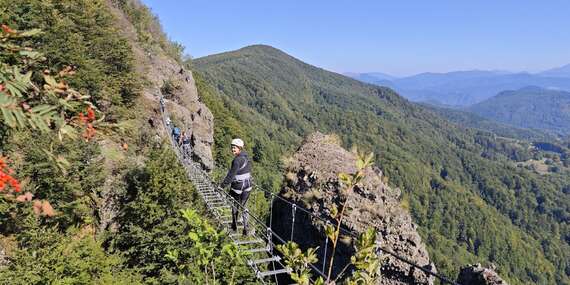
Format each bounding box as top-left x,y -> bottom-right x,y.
457,264 -> 509,285
95,0 -> 215,234
272,132 -> 435,284
106,0 -> 214,170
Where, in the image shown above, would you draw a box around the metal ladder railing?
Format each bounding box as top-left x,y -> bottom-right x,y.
160,98 -> 294,284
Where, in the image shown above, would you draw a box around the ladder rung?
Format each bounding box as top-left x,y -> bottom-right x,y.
202,195 -> 220,199
213,206 -> 231,210
247,247 -> 268,254
204,198 -> 223,202
211,207 -> 231,212
257,268 -> 291,278
235,238 -> 264,246
249,256 -> 281,265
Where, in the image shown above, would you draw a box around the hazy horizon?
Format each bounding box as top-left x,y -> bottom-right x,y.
142,0 -> 570,77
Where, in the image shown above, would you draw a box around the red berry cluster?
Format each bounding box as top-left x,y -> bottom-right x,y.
78,106 -> 96,141
1,24 -> 15,34
0,157 -> 21,193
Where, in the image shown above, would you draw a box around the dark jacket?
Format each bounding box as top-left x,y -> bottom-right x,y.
221,151 -> 252,192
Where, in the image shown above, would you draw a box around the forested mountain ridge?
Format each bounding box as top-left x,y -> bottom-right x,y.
195,45 -> 570,284
468,87 -> 570,135
422,103 -> 557,142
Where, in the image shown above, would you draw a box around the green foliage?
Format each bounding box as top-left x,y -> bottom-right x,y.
0,25 -> 97,146
165,209 -> 254,285
113,0 -> 185,63
277,229 -> 381,285
276,241 -> 322,285
110,147 -> 255,283
469,87 -> 570,135
0,134 -> 105,232
345,229 -> 381,285
0,0 -> 141,109
424,103 -> 556,143
0,224 -> 142,284
195,45 -> 570,284
110,147 -> 200,280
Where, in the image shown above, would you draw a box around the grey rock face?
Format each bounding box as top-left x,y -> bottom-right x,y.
272,132 -> 435,284
457,264 -> 509,285
93,0 -> 215,237
106,0 -> 214,171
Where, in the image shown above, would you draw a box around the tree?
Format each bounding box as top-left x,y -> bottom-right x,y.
0,25 -> 101,214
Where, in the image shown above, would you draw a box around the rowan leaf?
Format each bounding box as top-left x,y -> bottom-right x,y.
30,104 -> 57,115
18,28 -> 41,37
13,108 -> 26,128
1,107 -> 16,127
43,75 -> 57,87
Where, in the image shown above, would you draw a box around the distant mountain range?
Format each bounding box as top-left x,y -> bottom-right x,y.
467,86 -> 570,135
346,65 -> 570,106
539,63 -> 570,78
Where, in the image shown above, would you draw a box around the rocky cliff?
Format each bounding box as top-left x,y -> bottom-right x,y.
106,0 -> 214,170
95,0 -> 214,234
272,132 -> 436,284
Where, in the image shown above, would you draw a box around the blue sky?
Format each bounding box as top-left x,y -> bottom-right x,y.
142,0 -> 570,76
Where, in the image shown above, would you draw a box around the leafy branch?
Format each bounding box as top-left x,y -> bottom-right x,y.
165,209 -> 248,285
325,149 -> 374,281
0,24 -> 102,214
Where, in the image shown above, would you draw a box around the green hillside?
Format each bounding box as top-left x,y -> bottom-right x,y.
468,87 -> 570,135
422,103 -> 556,142
195,45 -> 570,284
0,0 -> 252,284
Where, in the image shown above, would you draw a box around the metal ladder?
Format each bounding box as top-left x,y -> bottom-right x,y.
161,102 -> 291,283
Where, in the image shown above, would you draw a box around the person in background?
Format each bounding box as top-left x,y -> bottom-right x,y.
181,131 -> 191,158
172,126 -> 181,143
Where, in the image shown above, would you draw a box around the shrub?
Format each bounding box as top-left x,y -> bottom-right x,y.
0,224 -> 142,284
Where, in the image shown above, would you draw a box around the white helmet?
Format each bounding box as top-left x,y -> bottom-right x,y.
231,138 -> 244,148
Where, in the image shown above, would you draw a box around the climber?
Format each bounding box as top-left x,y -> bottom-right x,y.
181,131 -> 191,159
159,96 -> 165,112
219,138 -> 253,235
172,126 -> 181,143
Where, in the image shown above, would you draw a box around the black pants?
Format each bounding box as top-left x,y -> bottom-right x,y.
229,190 -> 251,232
